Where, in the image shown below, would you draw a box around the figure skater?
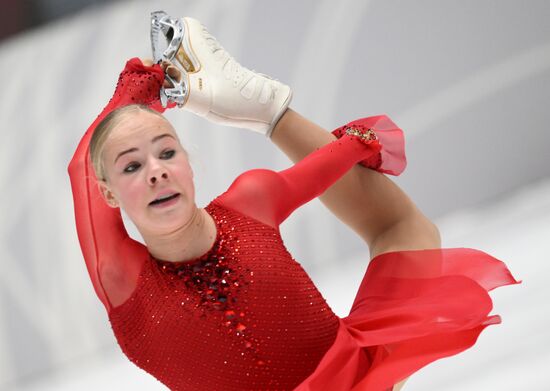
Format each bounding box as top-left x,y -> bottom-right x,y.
68,13 -> 519,391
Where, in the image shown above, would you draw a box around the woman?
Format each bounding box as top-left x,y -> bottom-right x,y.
68,15 -> 519,391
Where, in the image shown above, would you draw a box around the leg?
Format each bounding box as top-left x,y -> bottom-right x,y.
271,109 -> 440,258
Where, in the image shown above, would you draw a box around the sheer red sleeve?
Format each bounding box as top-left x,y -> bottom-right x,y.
68,58 -> 169,311
332,115 -> 407,176
217,118 -> 401,228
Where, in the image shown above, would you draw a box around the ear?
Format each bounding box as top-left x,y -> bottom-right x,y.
98,180 -> 120,208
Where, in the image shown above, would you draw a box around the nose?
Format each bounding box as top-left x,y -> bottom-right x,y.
148,165 -> 169,185
149,172 -> 168,185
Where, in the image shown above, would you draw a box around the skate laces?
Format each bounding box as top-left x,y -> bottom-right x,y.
201,26 -> 277,100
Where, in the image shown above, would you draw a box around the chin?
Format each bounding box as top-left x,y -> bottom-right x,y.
149,212 -> 188,232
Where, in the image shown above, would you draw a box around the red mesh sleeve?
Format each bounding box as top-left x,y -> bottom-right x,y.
217,130 -> 385,228
67,58 -> 169,311
332,115 -> 407,176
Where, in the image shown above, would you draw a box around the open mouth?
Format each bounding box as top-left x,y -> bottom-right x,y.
149,193 -> 181,206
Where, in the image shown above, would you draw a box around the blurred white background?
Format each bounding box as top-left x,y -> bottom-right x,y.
0,0 -> 548,390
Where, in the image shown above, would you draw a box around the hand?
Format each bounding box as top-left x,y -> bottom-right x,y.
140,58 -> 155,67
161,60 -> 183,88
139,58 -> 183,88
158,59 -> 182,89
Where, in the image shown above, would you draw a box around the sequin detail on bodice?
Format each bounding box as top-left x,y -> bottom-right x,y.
108,201 -> 339,391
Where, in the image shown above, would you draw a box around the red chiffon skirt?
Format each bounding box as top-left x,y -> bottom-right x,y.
294,247 -> 520,391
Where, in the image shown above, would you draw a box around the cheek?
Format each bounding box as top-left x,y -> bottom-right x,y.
174,159 -> 194,183
179,166 -> 195,189
115,175 -> 148,209
127,182 -> 147,202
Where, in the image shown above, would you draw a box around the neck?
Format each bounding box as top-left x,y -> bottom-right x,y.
142,207 -> 217,263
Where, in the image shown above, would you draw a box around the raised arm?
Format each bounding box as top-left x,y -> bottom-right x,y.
67,58 -> 167,311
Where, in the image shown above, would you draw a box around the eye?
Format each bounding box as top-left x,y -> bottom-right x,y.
161,149 -> 175,159
123,162 -> 141,174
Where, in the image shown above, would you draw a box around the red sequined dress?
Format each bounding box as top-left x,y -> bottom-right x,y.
68,59 -> 519,391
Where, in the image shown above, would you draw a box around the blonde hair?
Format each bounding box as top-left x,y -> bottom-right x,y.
89,104 -> 170,182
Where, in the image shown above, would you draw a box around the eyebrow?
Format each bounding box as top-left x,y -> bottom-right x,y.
114,133 -> 176,164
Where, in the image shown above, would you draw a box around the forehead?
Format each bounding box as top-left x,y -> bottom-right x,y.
104,112 -> 179,154
110,110 -> 175,140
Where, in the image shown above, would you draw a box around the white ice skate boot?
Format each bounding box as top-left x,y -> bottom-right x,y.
151,11 -> 292,137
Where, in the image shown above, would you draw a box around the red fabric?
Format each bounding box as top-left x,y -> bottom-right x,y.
295,249 -> 520,391
217,132 -> 381,228
332,116 -> 407,176
69,60 -> 520,390
109,202 -> 341,390
68,58 -> 167,311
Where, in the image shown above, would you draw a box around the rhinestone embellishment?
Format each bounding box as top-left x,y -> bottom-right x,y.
155,211 -> 264,362
344,126 -> 378,141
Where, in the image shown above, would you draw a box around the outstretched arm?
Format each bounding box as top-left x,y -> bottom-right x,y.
220,119 -> 386,229
271,109 -> 440,259
67,58 -> 168,311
